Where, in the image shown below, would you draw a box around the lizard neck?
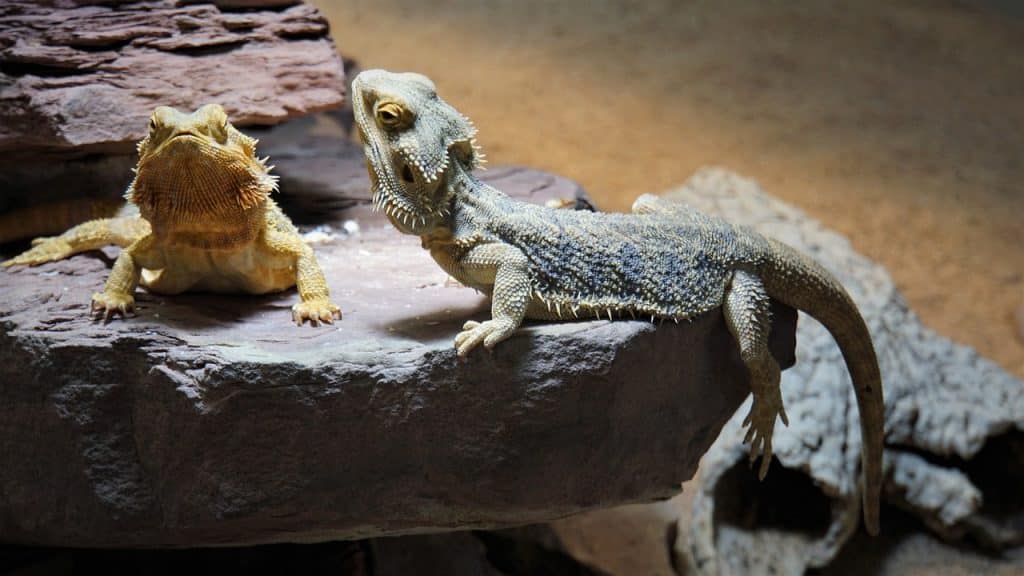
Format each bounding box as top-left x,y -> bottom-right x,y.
418,162 -> 502,286
419,160 -> 515,253
446,162 -> 517,232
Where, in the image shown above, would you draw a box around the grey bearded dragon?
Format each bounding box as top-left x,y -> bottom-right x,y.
351,69 -> 884,534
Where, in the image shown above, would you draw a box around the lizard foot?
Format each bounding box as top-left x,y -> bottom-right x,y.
454,319 -> 516,357
91,291 -> 135,322
2,237 -> 73,267
292,299 -> 342,326
742,389 -> 789,480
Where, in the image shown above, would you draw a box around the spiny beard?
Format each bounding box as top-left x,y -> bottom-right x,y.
129,140 -> 276,222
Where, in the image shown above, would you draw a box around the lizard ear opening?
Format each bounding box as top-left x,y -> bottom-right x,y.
451,138 -> 481,170
401,163 -> 415,184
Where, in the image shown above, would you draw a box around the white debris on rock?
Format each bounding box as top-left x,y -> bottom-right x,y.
301,220 -> 361,245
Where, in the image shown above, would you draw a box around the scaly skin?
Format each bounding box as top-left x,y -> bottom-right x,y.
3,104 -> 341,326
351,69 -> 885,534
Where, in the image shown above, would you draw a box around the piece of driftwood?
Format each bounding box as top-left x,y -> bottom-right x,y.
667,168 -> 1024,575
531,169 -> 1022,576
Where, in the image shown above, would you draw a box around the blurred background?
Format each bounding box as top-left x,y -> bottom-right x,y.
313,0 -> 1023,380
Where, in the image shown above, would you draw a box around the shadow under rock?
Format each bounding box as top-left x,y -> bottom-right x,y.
713,457 -> 832,539
0,540 -> 372,576
474,530 -> 612,576
821,503 -> 1021,576
964,430 -> 1024,548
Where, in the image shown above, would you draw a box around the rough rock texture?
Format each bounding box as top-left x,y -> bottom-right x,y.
0,149 -> 797,547
661,168 -> 1024,575
0,0 -> 343,155
0,0 -> 345,213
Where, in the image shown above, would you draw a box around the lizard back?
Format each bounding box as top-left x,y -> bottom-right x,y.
460,186 -> 772,319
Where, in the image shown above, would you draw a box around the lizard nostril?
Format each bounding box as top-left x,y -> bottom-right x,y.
401,164 -> 415,184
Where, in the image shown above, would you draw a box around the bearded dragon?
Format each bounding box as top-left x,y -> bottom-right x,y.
2,104 -> 341,326
351,69 -> 884,534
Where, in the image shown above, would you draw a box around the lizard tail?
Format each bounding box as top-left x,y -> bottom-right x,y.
0,198 -> 124,245
761,238 -> 884,536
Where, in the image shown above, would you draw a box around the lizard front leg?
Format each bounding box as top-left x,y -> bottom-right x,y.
91,234 -> 158,322
3,216 -> 150,267
723,269 -> 789,480
454,243 -> 531,357
263,230 -> 341,326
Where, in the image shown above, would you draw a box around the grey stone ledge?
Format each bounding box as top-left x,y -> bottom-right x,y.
0,163 -> 796,548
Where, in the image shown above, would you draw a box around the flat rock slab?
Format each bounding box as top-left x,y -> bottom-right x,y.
0,0 -> 345,158
0,167 -> 796,547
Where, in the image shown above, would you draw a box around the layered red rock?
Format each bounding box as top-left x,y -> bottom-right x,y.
0,0 -> 345,158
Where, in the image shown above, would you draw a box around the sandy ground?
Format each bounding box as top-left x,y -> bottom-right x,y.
313,0 -> 1024,378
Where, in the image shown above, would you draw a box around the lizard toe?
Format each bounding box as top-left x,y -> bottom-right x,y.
456,319 -> 516,355
455,329 -> 485,356
292,299 -> 341,327
91,291 -> 135,323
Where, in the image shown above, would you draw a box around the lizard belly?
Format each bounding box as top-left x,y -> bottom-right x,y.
141,245 -> 295,295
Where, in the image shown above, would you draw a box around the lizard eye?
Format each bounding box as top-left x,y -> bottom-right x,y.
375,102 -> 406,128
149,118 -> 157,132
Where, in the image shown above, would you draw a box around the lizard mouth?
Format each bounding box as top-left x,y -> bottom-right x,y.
151,132 -> 217,157
161,131 -> 207,145
371,181 -> 449,233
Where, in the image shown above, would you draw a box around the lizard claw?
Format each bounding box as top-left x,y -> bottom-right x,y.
454,318 -> 516,357
292,299 -> 342,327
91,291 -> 135,323
741,392 -> 787,480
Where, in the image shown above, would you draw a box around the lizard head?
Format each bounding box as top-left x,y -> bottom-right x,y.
352,69 -> 482,235
128,104 -> 277,225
